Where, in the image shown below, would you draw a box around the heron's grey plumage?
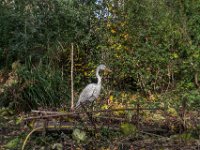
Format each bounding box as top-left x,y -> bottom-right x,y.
75,64 -> 107,108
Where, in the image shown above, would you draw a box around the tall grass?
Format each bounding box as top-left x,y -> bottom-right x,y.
0,57 -> 70,112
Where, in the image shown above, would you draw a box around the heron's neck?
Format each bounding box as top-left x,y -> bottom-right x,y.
96,68 -> 102,85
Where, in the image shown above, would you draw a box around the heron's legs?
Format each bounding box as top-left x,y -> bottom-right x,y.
80,102 -> 97,132
91,101 -> 95,112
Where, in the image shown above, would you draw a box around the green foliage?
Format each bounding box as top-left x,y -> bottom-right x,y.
0,0 -> 99,110
0,0 -> 200,111
182,90 -> 200,109
0,107 -> 14,116
171,133 -> 193,142
4,137 -> 20,149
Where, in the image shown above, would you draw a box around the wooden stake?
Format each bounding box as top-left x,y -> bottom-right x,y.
71,43 -> 74,110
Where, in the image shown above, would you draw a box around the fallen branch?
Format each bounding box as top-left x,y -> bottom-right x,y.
24,107 -> 165,122
23,113 -> 78,121
139,130 -> 169,139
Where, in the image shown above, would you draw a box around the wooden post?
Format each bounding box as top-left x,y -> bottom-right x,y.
71,43 -> 74,110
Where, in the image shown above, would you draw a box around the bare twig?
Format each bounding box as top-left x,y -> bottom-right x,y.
22,127 -> 43,150
153,69 -> 160,91
195,72 -> 200,88
71,43 -> 74,110
139,130 -> 169,139
166,64 -> 171,92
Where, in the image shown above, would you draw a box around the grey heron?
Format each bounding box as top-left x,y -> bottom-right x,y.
75,64 -> 110,109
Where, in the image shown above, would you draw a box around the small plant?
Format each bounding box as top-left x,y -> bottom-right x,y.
72,128 -> 87,143
120,123 -> 137,136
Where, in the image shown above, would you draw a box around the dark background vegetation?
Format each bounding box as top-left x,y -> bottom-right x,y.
0,0 -> 200,149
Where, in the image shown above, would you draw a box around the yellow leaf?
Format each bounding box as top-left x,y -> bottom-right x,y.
111,29 -> 116,33
109,95 -> 113,102
116,44 -> 122,50
149,94 -> 156,101
107,23 -> 111,28
124,34 -> 129,40
101,104 -> 108,110
111,103 -> 124,116
167,107 -> 178,117
172,53 -> 179,59
121,22 -> 125,27
152,113 -> 165,121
